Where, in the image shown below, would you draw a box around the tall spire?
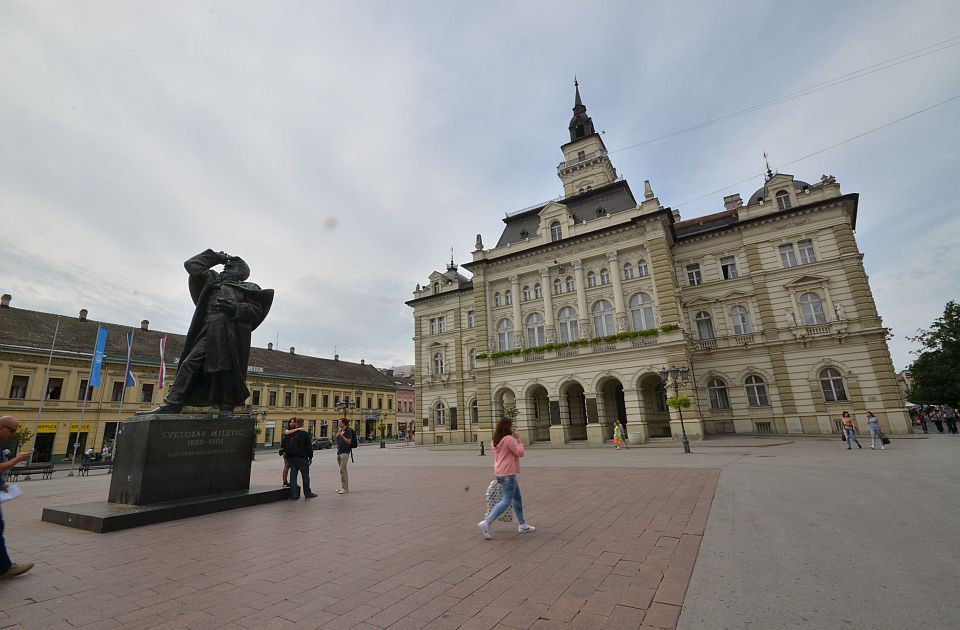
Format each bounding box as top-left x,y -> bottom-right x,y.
568,78 -> 595,142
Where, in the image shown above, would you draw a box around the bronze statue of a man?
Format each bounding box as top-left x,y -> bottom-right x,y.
141,249 -> 273,414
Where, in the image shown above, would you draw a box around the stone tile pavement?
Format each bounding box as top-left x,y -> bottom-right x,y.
0,447 -> 718,630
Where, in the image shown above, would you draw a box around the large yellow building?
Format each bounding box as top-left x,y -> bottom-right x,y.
0,298 -> 396,461
407,86 -> 909,446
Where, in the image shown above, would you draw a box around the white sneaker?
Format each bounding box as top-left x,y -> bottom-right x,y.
478,521 -> 491,539
518,523 -> 536,533
870,445 -> 876,449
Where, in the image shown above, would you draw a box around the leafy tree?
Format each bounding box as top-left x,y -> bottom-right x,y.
908,300 -> 960,405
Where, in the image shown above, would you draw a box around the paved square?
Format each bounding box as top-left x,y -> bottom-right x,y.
1,447 -> 717,630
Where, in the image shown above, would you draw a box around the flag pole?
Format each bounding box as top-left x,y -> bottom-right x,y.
32,316 -> 61,468
70,359 -> 94,478
71,326 -> 107,476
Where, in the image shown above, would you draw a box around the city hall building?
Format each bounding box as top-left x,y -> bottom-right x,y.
407,86 -> 909,446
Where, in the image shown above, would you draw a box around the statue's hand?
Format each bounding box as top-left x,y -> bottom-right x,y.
213,297 -> 235,314
216,250 -> 232,263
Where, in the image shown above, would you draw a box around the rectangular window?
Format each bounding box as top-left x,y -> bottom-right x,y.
686,264 -> 702,286
378,397 -> 383,410
140,383 -> 154,403
322,394 -> 329,408
355,395 -> 361,408
9,375 -> 28,399
367,397 -> 373,409
111,381 -> 124,402
779,244 -> 798,268
467,311 -> 475,328
297,392 -> 304,407
45,377 -> 63,400
438,316 -> 445,333
720,256 -> 738,280
798,239 -> 817,264
269,391 -> 277,406
252,390 -> 261,406
334,394 -> 340,407
77,379 -> 93,401
310,393 -> 317,408
388,398 -> 393,410
429,318 -> 437,334
284,392 -> 292,407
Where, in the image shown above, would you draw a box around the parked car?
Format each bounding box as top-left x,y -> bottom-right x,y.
311,437 -> 333,450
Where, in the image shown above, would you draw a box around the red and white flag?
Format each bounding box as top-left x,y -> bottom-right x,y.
158,335 -> 167,390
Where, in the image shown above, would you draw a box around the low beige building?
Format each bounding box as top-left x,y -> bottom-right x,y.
407,86 -> 909,446
0,299 -> 396,461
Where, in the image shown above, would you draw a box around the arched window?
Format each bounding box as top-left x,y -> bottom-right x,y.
504,290 -> 512,305
637,258 -> 649,277
435,402 -> 446,426
433,352 -> 444,374
592,300 -> 615,336
819,368 -> 848,402
730,305 -> 752,335
526,313 -> 545,346
494,292 -> 502,307
534,283 -> 542,299
776,190 -> 791,210
745,375 -> 769,406
470,399 -> 479,423
695,311 -> 715,340
550,221 -> 562,242
565,276 -> 575,292
496,318 -> 514,351
707,378 -> 730,409
553,278 -> 563,295
799,292 -> 827,325
587,271 -> 597,288
599,268 -> 610,284
623,262 -> 634,280
469,349 -> 477,369
629,292 -> 656,330
557,306 -> 579,343
522,286 -> 531,301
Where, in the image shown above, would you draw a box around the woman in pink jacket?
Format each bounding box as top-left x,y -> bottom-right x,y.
478,418 -> 536,539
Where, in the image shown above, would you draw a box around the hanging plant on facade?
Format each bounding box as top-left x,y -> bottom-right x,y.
666,395 -> 692,410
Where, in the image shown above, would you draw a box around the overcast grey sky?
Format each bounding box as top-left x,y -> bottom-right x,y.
2,1 -> 958,371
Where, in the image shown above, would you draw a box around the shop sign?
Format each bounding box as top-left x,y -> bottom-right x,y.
265,421 -> 276,428
37,422 -> 58,433
69,422 -> 92,432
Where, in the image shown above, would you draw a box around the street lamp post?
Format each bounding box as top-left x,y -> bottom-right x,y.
334,398 -> 356,438
375,411 -> 385,449
659,366 -> 692,454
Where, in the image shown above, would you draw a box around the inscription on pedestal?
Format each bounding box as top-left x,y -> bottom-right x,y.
109,414 -> 255,505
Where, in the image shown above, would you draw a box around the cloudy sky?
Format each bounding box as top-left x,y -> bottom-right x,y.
1,1 -> 958,371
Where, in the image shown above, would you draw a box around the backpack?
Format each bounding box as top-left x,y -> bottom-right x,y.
349,429 -> 358,449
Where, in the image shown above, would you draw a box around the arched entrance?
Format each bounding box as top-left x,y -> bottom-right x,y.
493,387 -> 517,422
563,382 -> 588,440
639,373 -> 671,437
598,377 -> 627,440
526,384 -> 551,443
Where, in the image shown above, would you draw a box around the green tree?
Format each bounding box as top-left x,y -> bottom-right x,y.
908,300 -> 960,405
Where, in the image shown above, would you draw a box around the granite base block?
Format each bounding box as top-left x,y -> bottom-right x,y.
41,486 -> 290,533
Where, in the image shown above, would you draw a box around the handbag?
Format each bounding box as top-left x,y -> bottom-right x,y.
880,433 -> 891,445
484,480 -> 514,523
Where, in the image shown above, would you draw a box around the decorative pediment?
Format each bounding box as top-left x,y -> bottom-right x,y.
539,201 -> 573,221
718,290 -> 754,302
784,274 -> 828,288
683,297 -> 716,307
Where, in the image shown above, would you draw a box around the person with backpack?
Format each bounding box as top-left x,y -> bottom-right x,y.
335,418 -> 357,494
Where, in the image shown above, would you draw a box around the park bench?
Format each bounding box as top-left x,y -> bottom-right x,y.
6,463 -> 54,481
78,461 -> 114,476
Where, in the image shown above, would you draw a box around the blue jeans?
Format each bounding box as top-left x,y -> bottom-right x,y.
844,428 -> 860,447
0,509 -> 10,573
484,475 -> 526,525
869,421 -> 882,446
287,457 -> 312,498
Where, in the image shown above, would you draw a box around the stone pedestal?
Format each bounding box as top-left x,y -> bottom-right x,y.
42,413 -> 288,533
626,421 -> 648,444
586,423 -> 608,445
109,413 -> 255,504
549,424 -> 570,445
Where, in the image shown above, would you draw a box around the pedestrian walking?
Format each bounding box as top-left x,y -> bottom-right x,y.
0,416 -> 34,580
839,411 -> 862,450
865,411 -> 885,450
612,420 -> 624,450
284,418 -> 316,500
920,411 -> 929,434
478,417 -> 535,539
943,405 -> 958,434
335,418 -> 357,494
932,408 -> 945,433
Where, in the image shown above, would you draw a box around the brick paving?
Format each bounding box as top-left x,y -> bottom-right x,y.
0,452 -> 718,630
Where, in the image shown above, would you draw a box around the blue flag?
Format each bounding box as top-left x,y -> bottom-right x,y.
124,330 -> 137,388
88,326 -> 108,387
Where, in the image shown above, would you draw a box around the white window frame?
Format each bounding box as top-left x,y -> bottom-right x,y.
745,375 -> 769,407
565,276 -> 575,292
592,300 -> 615,336
522,286 -> 531,301
553,278 -> 563,295
799,292 -> 827,325
623,262 -> 634,280
557,306 -> 579,343
525,313 -> 545,346
637,259 -> 649,277
720,256 -> 738,280
466,310 -> 475,328
819,368 -> 848,402
798,239 -> 817,264
504,290 -> 512,306
779,244 -> 798,268
494,292 -> 502,307
776,190 -> 791,210
730,305 -> 752,335
599,268 -> 610,285
433,352 -> 444,374
587,271 -> 596,288
707,378 -> 730,409
687,263 -> 702,286
496,318 -> 514,351
550,221 -> 562,242
695,311 -> 715,340
435,402 -> 446,426
629,292 -> 656,331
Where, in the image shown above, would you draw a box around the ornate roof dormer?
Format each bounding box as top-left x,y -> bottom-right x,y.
568,79 -> 595,142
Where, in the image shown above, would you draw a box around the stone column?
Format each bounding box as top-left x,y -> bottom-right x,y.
607,251 -> 628,332
510,275 -> 524,348
540,268 -> 556,342
573,260 -> 591,338
485,281 -> 495,352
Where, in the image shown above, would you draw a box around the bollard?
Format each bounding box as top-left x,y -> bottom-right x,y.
479,440 -> 485,456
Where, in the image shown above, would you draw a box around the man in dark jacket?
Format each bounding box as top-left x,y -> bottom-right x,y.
142,249 -> 273,414
285,418 -> 316,499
